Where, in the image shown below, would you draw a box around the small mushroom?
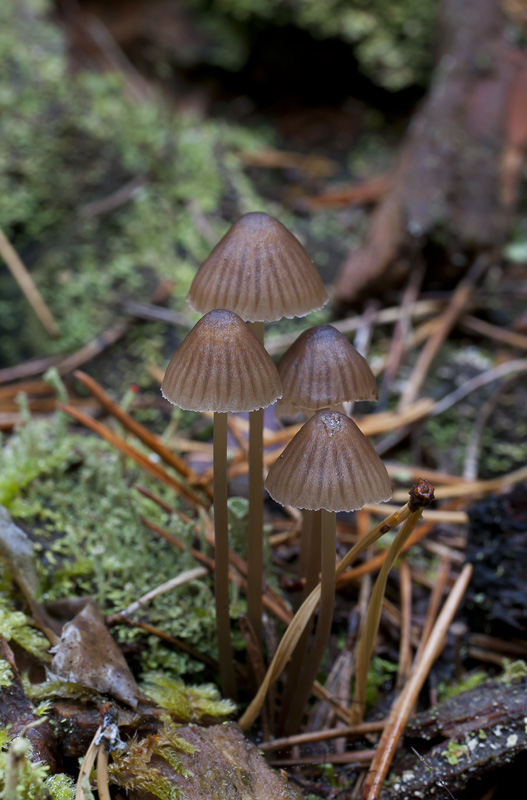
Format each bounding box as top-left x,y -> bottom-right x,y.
162,309 -> 282,697
265,409 -> 391,731
275,323 -> 378,418
187,211 -> 329,322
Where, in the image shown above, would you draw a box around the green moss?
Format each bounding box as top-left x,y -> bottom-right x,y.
0,0 -> 271,365
43,774 -> 76,800
0,733 -> 75,800
109,722 -> 199,799
364,655 -> 399,709
500,660 -> 527,683
442,739 -> 468,766
141,672 -> 236,721
0,404 -> 221,677
0,601 -> 51,662
0,659 -> 14,688
186,0 -> 438,90
438,670 -> 487,702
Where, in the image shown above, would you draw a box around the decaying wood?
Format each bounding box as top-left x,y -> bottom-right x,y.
379,673 -> 527,799
0,637 -> 59,772
335,0 -> 522,304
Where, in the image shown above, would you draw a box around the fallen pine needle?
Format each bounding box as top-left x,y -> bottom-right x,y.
259,720 -> 386,752
74,370 -> 203,489
0,226 -> 60,337
361,563 -> 473,800
58,403 -> 206,509
391,462 -> 527,501
270,748 -> 377,768
110,566 -> 208,620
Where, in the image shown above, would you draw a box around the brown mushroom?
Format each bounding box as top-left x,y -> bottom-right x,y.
273,324 -> 380,719
187,211 -> 329,322
265,409 -> 391,731
275,323 -> 378,418
162,309 -> 282,697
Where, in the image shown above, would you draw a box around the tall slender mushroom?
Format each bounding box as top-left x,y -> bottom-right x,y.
265,409 -> 391,732
187,212 -> 328,643
161,309 -> 282,697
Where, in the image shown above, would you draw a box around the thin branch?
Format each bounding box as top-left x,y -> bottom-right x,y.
0,226 -> 60,337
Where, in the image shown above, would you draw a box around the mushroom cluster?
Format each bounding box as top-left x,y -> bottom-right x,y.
162,212 -> 327,697
161,211 -> 392,720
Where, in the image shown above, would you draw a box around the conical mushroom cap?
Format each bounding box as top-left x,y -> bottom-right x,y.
277,325 -> 378,409
187,212 -> 329,322
265,409 -> 391,512
161,309 -> 282,412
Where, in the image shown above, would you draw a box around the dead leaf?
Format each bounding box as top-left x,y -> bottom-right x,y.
51,599 -> 140,709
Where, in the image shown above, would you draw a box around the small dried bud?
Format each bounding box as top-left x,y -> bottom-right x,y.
408,479 -> 435,511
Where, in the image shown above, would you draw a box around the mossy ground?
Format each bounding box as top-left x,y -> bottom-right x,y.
0,401 -> 230,678
0,0 -> 271,365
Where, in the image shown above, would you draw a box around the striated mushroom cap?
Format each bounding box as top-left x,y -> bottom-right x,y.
161,309 -> 282,412
265,409 -> 391,512
277,324 -> 378,411
187,212 -> 329,322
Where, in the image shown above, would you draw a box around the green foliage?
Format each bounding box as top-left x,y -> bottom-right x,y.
0,0 -> 270,365
109,722 -> 198,800
500,659 -> 527,682
442,738 -> 469,766
0,600 -> 51,662
0,659 -> 14,688
26,675 -> 103,706
0,409 -> 78,511
43,774 -> 76,800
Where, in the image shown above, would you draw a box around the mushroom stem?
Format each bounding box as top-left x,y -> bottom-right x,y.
349,509 -> 423,724
300,510 -> 322,595
239,503 -> 412,731
247,320 -> 265,644
284,508 -> 336,734
213,411 -> 237,699
280,509 -> 321,726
